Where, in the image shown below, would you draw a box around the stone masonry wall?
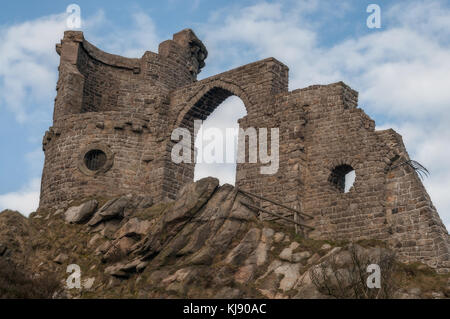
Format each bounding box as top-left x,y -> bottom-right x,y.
39,30 -> 449,271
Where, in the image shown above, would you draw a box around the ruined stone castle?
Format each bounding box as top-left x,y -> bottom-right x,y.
39,29 -> 449,270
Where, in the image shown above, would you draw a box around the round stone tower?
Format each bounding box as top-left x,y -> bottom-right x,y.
39,29 -> 207,210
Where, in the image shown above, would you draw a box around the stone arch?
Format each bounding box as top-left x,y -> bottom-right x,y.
324,157 -> 361,172
165,80 -> 253,199
175,79 -> 253,129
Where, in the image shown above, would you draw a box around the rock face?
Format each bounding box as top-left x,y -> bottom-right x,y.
1,178 -> 449,299
65,200 -> 98,224
0,210 -> 33,267
88,196 -> 131,226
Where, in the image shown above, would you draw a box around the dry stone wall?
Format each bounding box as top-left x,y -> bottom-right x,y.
39,29 -> 449,270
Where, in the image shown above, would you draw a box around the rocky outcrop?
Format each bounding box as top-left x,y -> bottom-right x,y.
1,178 -> 449,299
0,210 -> 33,267
65,200 -> 98,224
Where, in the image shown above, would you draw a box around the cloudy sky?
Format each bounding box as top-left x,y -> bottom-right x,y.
0,0 -> 449,231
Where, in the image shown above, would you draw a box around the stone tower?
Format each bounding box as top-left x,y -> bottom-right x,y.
40,29 -> 449,271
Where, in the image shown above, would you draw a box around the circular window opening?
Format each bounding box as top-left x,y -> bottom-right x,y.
329,164 -> 356,193
84,149 -> 107,171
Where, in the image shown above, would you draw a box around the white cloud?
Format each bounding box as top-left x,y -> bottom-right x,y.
0,9 -> 160,123
0,13 -> 67,123
88,11 -> 161,58
0,178 -> 40,216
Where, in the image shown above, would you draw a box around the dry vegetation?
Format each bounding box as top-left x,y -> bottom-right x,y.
0,258 -> 60,299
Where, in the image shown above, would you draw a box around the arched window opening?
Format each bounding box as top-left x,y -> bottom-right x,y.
193,96 -> 247,185
329,164 -> 356,193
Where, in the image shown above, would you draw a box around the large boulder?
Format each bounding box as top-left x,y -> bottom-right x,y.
136,177 -> 219,259
64,200 -> 98,224
88,195 -> 131,226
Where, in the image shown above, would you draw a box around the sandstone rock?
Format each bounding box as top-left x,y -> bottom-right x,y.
279,247 -> 293,262
163,268 -> 198,295
254,242 -> 269,266
274,262 -> 301,291
104,263 -> 129,277
83,277 -> 95,290
256,270 -> 281,298
318,247 -> 342,264
95,241 -> 112,256
115,218 -> 152,239
137,177 -> 219,259
117,236 -> 135,252
53,209 -> 63,216
64,200 -> 98,224
279,242 -> 301,262
292,251 -> 311,263
88,234 -> 102,248
261,228 -> 275,243
225,228 -> 261,266
164,177 -> 219,226
105,258 -> 147,277
320,243 -> 332,250
102,237 -> 135,263
53,253 -> 68,264
88,195 -> 131,226
162,268 -> 194,285
235,264 -> 255,284
307,253 -> 321,265
294,270 -> 329,299
100,220 -> 122,239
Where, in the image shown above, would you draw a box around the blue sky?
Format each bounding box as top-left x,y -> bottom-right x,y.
0,0 -> 449,230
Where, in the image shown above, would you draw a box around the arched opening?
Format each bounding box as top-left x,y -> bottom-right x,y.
193,96 -> 247,185
167,85 -> 250,200
329,164 -> 356,193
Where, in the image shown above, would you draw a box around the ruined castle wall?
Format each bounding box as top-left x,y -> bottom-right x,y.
294,83 -> 389,242
40,30 -> 449,270
289,82 -> 449,269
